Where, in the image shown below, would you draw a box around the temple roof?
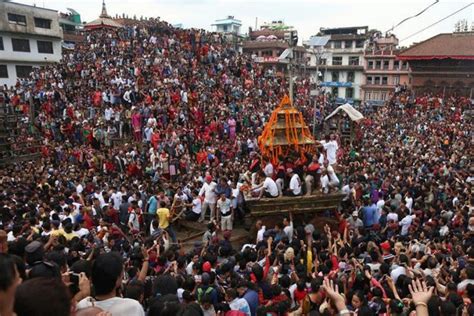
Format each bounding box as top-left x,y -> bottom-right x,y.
84,0 -> 122,29
398,32 -> 474,61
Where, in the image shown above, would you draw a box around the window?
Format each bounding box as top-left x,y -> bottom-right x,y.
375,61 -> 381,69
15,65 -> 32,78
8,13 -> 27,26
347,71 -> 355,82
393,75 -> 400,85
344,41 -> 352,49
368,60 -> 374,69
331,71 -> 339,82
332,57 -> 342,65
0,37 -> 3,50
222,25 -> 228,32
365,91 -> 371,100
394,60 -> 400,70
366,76 -> 373,84
346,87 -> 354,98
374,77 -> 381,85
12,38 -> 30,52
349,56 -> 359,65
333,41 -> 341,49
382,76 -> 388,85
331,87 -> 338,97
356,40 -> 364,48
37,40 -> 53,54
383,60 -> 389,70
0,65 -> 8,78
381,92 -> 387,100
34,17 -> 51,29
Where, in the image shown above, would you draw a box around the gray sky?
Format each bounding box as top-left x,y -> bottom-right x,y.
16,0 -> 474,46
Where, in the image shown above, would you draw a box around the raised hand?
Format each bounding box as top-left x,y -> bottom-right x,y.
409,279 -> 433,305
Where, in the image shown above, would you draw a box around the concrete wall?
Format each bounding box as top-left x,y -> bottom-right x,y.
0,33 -> 62,63
0,2 -> 62,39
0,2 -> 62,87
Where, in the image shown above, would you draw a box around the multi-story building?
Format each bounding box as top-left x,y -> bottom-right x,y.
243,39 -> 306,76
398,32 -> 474,97
362,35 -> 410,104
212,16 -> 242,35
0,1 -> 63,87
59,8 -> 83,44
244,22 -> 306,76
317,26 -> 368,104
212,16 -> 242,51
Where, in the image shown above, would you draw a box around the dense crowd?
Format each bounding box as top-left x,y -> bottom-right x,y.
0,17 -> 473,316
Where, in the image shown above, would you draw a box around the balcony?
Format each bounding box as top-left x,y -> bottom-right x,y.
325,64 -> 364,70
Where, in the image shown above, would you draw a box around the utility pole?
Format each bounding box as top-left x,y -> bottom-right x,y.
284,31 -> 298,105
307,36 -> 329,136
288,47 -> 294,105
312,50 -> 319,136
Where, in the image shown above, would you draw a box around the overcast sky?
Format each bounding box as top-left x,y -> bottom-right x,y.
15,0 -> 474,46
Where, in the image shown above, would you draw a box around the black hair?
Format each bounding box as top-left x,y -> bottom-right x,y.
0,254 -> 17,291
14,277 -> 71,316
125,279 -> 145,302
148,294 -> 180,316
91,252 -> 123,296
154,274 -> 178,297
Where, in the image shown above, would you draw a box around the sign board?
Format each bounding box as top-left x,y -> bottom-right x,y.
254,56 -> 286,63
320,81 -> 352,88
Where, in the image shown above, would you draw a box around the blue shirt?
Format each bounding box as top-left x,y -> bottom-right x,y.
147,196 -> 158,214
243,289 -> 259,316
362,204 -> 377,227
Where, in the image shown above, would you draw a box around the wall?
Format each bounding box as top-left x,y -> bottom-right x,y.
0,33 -> 62,63
0,2 -> 62,39
0,2 -> 62,87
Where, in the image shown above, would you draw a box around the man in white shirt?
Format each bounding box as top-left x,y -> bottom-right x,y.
109,188 -> 123,210
404,192 -> 413,213
76,252 -> 145,316
283,212 -> 294,240
320,163 -> 339,194
263,159 -> 274,177
399,211 -> 414,236
217,194 -> 233,232
387,207 -> 399,223
256,220 -> 266,243
255,173 -> 279,199
185,191 -> 202,221
321,134 -> 339,165
199,175 -> 217,223
376,195 -> 385,213
286,169 -> 302,196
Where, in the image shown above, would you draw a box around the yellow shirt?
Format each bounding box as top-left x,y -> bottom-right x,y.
63,231 -> 78,241
157,207 -> 170,229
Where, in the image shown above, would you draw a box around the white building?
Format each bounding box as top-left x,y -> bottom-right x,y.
0,1 -> 63,87
315,26 -> 368,104
212,16 -> 241,35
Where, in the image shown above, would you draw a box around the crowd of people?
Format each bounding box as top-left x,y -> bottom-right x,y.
0,16 -> 473,316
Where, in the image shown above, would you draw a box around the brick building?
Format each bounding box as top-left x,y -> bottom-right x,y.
362,35 -> 410,104
397,32 -> 474,97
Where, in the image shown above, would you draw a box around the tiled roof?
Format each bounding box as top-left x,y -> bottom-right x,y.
398,32 -> 474,60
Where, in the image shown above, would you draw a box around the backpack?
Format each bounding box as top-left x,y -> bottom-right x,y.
197,286 -> 214,303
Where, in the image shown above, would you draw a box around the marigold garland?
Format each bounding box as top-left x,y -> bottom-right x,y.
258,95 -> 317,165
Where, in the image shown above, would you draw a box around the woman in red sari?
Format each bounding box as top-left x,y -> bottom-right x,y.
131,108 -> 142,142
